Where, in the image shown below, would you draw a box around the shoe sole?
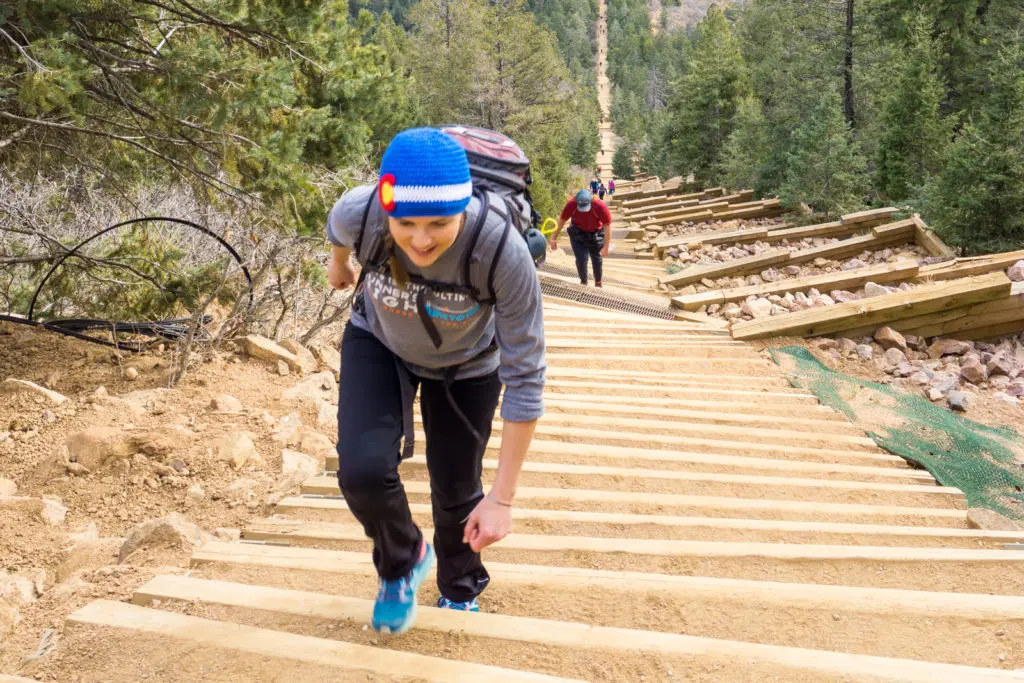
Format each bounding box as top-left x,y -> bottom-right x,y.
373,545 -> 435,636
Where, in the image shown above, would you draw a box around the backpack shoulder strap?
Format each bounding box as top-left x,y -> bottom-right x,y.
486,202 -> 513,304
353,189 -> 387,294
461,189 -> 490,299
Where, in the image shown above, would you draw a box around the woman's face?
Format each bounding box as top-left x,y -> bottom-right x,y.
388,214 -> 464,267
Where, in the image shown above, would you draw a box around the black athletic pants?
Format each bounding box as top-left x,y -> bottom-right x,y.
568,225 -> 604,285
336,323 -> 502,602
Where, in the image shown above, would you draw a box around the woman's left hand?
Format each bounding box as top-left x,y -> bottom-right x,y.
463,494 -> 513,552
601,243 -> 610,257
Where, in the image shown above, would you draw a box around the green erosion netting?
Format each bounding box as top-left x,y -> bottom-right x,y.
770,346 -> 1024,521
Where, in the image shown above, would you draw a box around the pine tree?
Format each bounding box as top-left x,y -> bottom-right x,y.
718,96 -> 771,195
613,143 -> 636,180
780,88 -> 869,218
664,4 -> 749,183
873,13 -> 952,203
924,43 -> 1024,253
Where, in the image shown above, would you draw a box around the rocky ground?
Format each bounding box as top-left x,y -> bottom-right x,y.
0,320 -> 342,678
797,328 -> 1024,417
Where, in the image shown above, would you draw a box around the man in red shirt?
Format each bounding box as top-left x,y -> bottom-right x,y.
549,189 -> 613,287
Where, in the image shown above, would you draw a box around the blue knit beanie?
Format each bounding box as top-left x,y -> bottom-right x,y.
378,128 -> 472,218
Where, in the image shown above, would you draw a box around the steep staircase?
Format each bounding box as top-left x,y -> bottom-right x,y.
60,297 -> 1024,681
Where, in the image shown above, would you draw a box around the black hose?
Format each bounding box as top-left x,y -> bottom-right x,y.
3,216 -> 252,352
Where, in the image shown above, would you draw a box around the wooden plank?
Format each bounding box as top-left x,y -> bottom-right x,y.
672,260 -> 920,311
622,198 -> 700,217
911,215 -> 957,259
130,576 -> 1024,683
840,282 -> 1024,340
709,204 -> 786,222
763,218 -> 885,242
784,220 -> 916,267
621,190 -> 703,208
654,226 -> 769,254
184,547 -> 1024,622
272,498 -> 1023,546
841,207 -> 898,224
639,209 -> 716,228
659,249 -> 791,287
639,201 -> 730,223
731,272 -> 1012,340
918,249 -> 1024,281
68,600 -> 572,682
304,461 -> 964,505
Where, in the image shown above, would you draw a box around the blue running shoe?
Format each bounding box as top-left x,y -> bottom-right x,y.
372,543 -> 435,634
436,595 -> 480,612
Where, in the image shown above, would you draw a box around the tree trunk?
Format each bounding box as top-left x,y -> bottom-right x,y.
843,0 -> 855,128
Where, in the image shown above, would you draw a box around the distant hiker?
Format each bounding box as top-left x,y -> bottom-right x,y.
549,188 -> 612,287
598,183 -> 607,200
608,179 -> 616,197
326,127 -> 545,633
590,176 -> 600,194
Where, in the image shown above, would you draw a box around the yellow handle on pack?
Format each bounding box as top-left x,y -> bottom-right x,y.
540,217 -> 558,237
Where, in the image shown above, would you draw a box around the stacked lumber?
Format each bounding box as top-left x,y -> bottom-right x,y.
658,219 -> 917,287
653,207 -> 898,259
730,273 -> 1013,340
636,198 -> 784,232
673,260 -> 921,311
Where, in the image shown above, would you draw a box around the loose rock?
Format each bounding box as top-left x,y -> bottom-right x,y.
119,513 -> 212,563
0,379 -> 67,405
208,394 -> 244,413
874,327 -> 908,352
928,338 -> 974,359
281,449 -> 320,481
1007,260 -> 1024,282
0,478 -> 16,497
66,427 -> 133,472
855,344 -> 874,360
211,432 -> 258,470
960,360 -> 989,385
244,335 -> 301,371
280,340 -> 318,375
741,299 -> 773,319
862,282 -> 892,298
948,390 -> 971,412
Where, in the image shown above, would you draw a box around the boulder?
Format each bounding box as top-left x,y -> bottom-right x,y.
782,265 -> 802,276
1007,260 -> 1024,282
280,340 -> 318,375
243,335 -> 301,372
312,345 -> 341,380
855,344 -> 874,361
987,351 -> 1019,378
959,360 -> 989,385
831,290 -> 858,304
930,372 -> 959,396
66,427 -> 133,472
721,303 -> 743,320
838,338 -> 858,357
282,371 -> 337,406
741,299 -> 773,318
298,431 -> 334,461
883,348 -> 908,373
928,338 -> 974,359
842,258 -> 868,271
119,513 -> 211,563
0,379 -> 67,405
211,432 -> 257,470
281,449 -> 320,481
862,282 -> 892,298
904,334 -> 927,352
948,390 -> 971,412
272,412 -> 303,445
874,327 -> 908,352
208,394 -> 244,413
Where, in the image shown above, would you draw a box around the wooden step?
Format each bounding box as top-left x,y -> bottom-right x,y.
304,480 -> 966,526
543,378 -> 819,403
231,522 -> 1024,593
307,460 -> 961,508
545,365 -> 795,389
546,353 -> 773,373
133,575 -> 1024,680
67,600 -> 575,682
325,437 -> 922,481
539,396 -> 861,429
275,496 -> 1020,548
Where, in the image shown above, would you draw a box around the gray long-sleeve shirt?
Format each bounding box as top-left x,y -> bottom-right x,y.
326,185 -> 545,422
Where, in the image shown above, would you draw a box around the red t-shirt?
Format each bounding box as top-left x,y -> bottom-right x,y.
559,198 -> 612,233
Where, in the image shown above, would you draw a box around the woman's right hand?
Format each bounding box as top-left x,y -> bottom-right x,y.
548,236 -> 558,251
327,247 -> 356,290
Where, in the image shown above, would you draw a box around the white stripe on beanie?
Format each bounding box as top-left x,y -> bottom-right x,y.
392,180 -> 473,204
